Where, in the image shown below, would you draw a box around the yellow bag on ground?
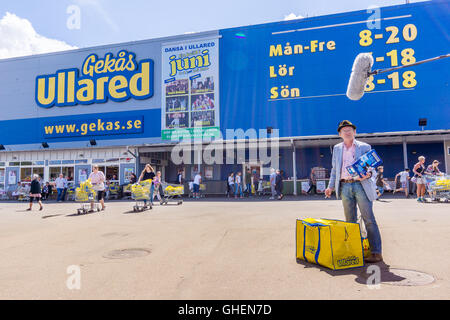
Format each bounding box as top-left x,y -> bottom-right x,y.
296,218 -> 365,270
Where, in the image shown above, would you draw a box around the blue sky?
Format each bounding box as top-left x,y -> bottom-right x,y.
0,0 -> 427,58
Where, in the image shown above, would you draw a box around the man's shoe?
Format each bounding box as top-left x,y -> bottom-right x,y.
364,253 -> 383,263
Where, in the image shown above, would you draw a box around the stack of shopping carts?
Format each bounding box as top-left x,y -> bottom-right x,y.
427,175 -> 450,202
161,182 -> 184,205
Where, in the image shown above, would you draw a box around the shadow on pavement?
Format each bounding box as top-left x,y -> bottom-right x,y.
296,259 -> 406,285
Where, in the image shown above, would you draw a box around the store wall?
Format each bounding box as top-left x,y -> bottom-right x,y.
445,140 -> 450,174
5,167 -> 20,191
407,142 -> 446,173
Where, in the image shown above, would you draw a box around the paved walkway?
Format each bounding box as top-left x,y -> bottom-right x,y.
0,196 -> 448,299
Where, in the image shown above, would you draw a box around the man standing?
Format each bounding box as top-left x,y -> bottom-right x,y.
234,172 -> 243,198
193,171 -> 202,199
308,168 -> 317,195
275,169 -> 284,200
55,174 -> 66,203
62,176 -> 70,201
324,120 -> 383,263
245,169 -> 252,197
269,168 -> 277,200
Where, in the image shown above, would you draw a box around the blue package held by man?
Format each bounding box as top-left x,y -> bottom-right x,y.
346,149 -> 382,178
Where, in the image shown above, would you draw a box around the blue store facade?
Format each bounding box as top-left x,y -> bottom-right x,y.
0,1 -> 449,195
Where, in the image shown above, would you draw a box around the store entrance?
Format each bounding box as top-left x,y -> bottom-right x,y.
50,166 -> 74,181
97,165 -> 119,181
20,167 -> 44,182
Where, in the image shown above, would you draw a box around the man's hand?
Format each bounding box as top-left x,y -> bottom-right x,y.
324,188 -> 333,198
356,172 -> 372,181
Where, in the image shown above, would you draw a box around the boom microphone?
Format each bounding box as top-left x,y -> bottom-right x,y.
346,52 -> 450,101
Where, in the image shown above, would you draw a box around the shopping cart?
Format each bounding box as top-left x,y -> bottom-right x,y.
75,180 -> 100,214
160,182 -> 184,205
107,182 -> 120,200
122,183 -> 132,199
66,183 -> 76,201
131,179 -> 152,212
259,181 -> 271,196
427,175 -> 450,202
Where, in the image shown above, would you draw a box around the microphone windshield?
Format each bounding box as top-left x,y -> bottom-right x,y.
346,53 -> 374,101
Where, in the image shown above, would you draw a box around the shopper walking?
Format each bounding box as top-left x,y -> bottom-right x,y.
227,173 -> 235,198
425,160 -> 443,200
375,166 -> 388,200
245,169 -> 252,197
275,169 -> 284,200
27,174 -> 43,211
139,164 -> 156,207
307,168 -> 317,195
193,172 -> 202,199
152,171 -> 163,203
269,168 -> 277,199
235,172 -> 243,198
88,165 -> 106,212
412,156 -> 427,202
394,168 -> 410,198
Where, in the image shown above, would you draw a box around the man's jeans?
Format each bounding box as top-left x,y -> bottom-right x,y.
246,183 -> 252,196
235,184 -> 243,197
340,182 -> 382,254
56,188 -> 63,201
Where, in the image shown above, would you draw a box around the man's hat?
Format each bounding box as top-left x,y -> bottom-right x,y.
337,120 -> 356,132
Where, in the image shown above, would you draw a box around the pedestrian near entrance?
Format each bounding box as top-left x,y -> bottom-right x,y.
27,174 -> 43,211
324,120 -> 383,263
394,168 -> 410,198
227,173 -> 234,198
307,168 -> 317,195
425,160 -> 443,200
252,170 -> 259,196
139,164 -> 155,207
55,174 -> 66,202
269,168 -> 277,199
412,156 -> 426,202
89,165 -> 106,212
177,169 -> 184,185
235,172 -> 243,198
245,169 -> 252,197
193,172 -> 202,199
62,176 -> 70,201
41,182 -> 50,200
275,169 -> 283,200
153,171 -> 163,203
375,166 -> 388,200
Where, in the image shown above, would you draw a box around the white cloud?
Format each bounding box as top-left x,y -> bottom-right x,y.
284,13 -> 304,21
0,12 -> 77,59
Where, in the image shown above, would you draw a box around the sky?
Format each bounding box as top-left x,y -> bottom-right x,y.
0,0 -> 428,59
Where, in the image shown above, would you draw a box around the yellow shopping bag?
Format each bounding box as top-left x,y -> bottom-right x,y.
296,218 -> 365,270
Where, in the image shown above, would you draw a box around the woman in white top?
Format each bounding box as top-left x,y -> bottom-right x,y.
88,165 -> 106,211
